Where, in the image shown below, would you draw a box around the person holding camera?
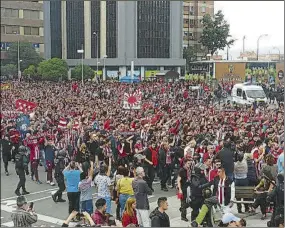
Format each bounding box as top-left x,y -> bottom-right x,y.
14,146 -> 30,196
11,196 -> 37,227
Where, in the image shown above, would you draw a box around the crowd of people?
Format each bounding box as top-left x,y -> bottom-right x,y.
1,79 -> 284,227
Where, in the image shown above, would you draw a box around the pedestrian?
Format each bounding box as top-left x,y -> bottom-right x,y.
44,137 -> 56,186
94,158 -> 113,215
63,161 -> 82,221
11,196 -> 38,227
0,134 -> 12,175
149,197 -> 170,227
121,198 -> 138,227
79,161 -> 94,215
14,146 -> 30,196
91,198 -> 108,226
132,167 -> 152,227
52,150 -> 67,203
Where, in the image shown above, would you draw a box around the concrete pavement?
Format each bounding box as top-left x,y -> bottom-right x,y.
1,163 -> 269,227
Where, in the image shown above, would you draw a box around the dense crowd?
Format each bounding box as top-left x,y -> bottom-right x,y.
0,80 -> 284,227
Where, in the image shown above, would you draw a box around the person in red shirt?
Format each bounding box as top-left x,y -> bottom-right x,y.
144,142 -> 158,191
208,159 -> 221,182
121,198 -> 138,227
24,132 -> 42,184
251,140 -> 265,178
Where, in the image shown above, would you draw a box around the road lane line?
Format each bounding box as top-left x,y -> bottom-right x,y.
1,188 -> 58,201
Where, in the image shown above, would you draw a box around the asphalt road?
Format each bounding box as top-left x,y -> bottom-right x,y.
1,162 -> 269,227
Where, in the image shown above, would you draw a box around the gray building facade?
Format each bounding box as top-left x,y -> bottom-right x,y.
44,0 -> 185,80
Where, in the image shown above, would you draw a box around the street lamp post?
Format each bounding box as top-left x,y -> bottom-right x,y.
77,46 -> 84,85
93,32 -> 99,79
273,47 -> 281,61
13,31 -> 21,80
103,55 -> 107,81
242,35 -> 246,53
257,34 -> 268,61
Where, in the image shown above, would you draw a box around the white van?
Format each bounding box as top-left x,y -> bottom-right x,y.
231,82 -> 267,105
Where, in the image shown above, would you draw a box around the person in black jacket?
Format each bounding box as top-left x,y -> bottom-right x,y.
215,136 -> 235,181
0,134 -> 12,175
15,146 -> 30,196
159,142 -> 172,192
189,163 -> 208,222
150,197 -> 170,227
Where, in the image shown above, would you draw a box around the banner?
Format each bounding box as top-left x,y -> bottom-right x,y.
15,99 -> 37,113
0,83 -> 11,90
16,114 -> 30,137
123,90 -> 142,110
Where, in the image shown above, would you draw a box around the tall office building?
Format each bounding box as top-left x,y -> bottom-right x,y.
183,1 -> 214,58
44,1 -> 185,79
1,1 -> 44,59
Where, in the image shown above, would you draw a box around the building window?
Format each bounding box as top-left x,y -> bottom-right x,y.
190,6 -> 194,15
137,1 -> 170,58
23,10 -> 40,20
201,6 -> 206,13
106,1 -> 117,58
5,25 -> 20,34
91,1 -> 100,59
24,27 -> 39,35
1,25 -> 5,34
1,8 -> 19,18
50,0 -> 62,58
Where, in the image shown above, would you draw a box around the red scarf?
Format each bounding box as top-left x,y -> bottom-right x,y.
149,146 -> 158,166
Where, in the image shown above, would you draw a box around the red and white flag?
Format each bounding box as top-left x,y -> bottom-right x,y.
15,99 -> 37,113
58,117 -> 67,129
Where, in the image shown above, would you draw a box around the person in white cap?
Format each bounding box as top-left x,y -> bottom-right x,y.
221,213 -> 246,227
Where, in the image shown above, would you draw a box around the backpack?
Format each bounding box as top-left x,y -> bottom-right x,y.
15,154 -> 23,169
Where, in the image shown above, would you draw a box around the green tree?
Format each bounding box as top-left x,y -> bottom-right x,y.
71,64 -> 94,80
1,64 -> 17,77
6,43 -> 43,71
183,46 -> 197,71
23,65 -> 36,78
200,10 -> 235,55
37,58 -> 68,81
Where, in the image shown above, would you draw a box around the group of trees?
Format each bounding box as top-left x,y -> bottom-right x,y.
183,10 -> 235,69
1,43 -> 94,81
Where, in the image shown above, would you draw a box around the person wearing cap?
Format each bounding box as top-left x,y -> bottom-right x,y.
11,196 -> 38,227
220,213 -> 246,227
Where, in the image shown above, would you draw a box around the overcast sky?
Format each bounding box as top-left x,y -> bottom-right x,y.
214,1 -> 284,58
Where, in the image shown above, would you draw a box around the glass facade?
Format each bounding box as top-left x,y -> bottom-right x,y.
137,1 -> 170,58
91,1 -> 100,59
50,1 -> 62,58
106,1 -> 117,58
66,1 -> 84,59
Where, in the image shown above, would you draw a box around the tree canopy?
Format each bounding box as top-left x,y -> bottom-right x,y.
199,10 -> 235,55
37,58 -> 68,81
1,64 -> 17,77
6,42 -> 43,71
183,46 -> 198,71
23,65 -> 37,78
71,64 -> 94,80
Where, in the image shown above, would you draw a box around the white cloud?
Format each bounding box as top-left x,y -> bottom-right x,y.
214,1 -> 284,58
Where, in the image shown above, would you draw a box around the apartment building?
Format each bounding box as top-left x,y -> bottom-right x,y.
183,1 -> 214,58
44,1 -> 185,79
0,1 -> 44,58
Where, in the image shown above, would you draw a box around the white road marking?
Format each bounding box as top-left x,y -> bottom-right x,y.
1,188 -> 58,201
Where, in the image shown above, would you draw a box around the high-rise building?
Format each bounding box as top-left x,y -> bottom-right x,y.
183,1 -> 214,58
0,1 -> 44,59
44,1 -> 185,79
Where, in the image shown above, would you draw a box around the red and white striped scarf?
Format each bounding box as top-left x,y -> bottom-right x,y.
58,117 -> 67,129
217,178 -> 225,205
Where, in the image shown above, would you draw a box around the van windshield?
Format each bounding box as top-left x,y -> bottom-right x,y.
246,90 -> 266,99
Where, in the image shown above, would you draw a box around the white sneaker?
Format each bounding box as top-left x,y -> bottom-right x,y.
46,180 -> 50,184
50,182 -> 55,186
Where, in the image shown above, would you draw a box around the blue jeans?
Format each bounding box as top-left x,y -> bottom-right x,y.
80,199 -> 93,215
40,149 -> 47,170
119,194 -> 132,217
103,196 -> 112,214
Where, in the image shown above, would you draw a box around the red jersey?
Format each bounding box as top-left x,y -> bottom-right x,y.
25,137 -> 40,161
